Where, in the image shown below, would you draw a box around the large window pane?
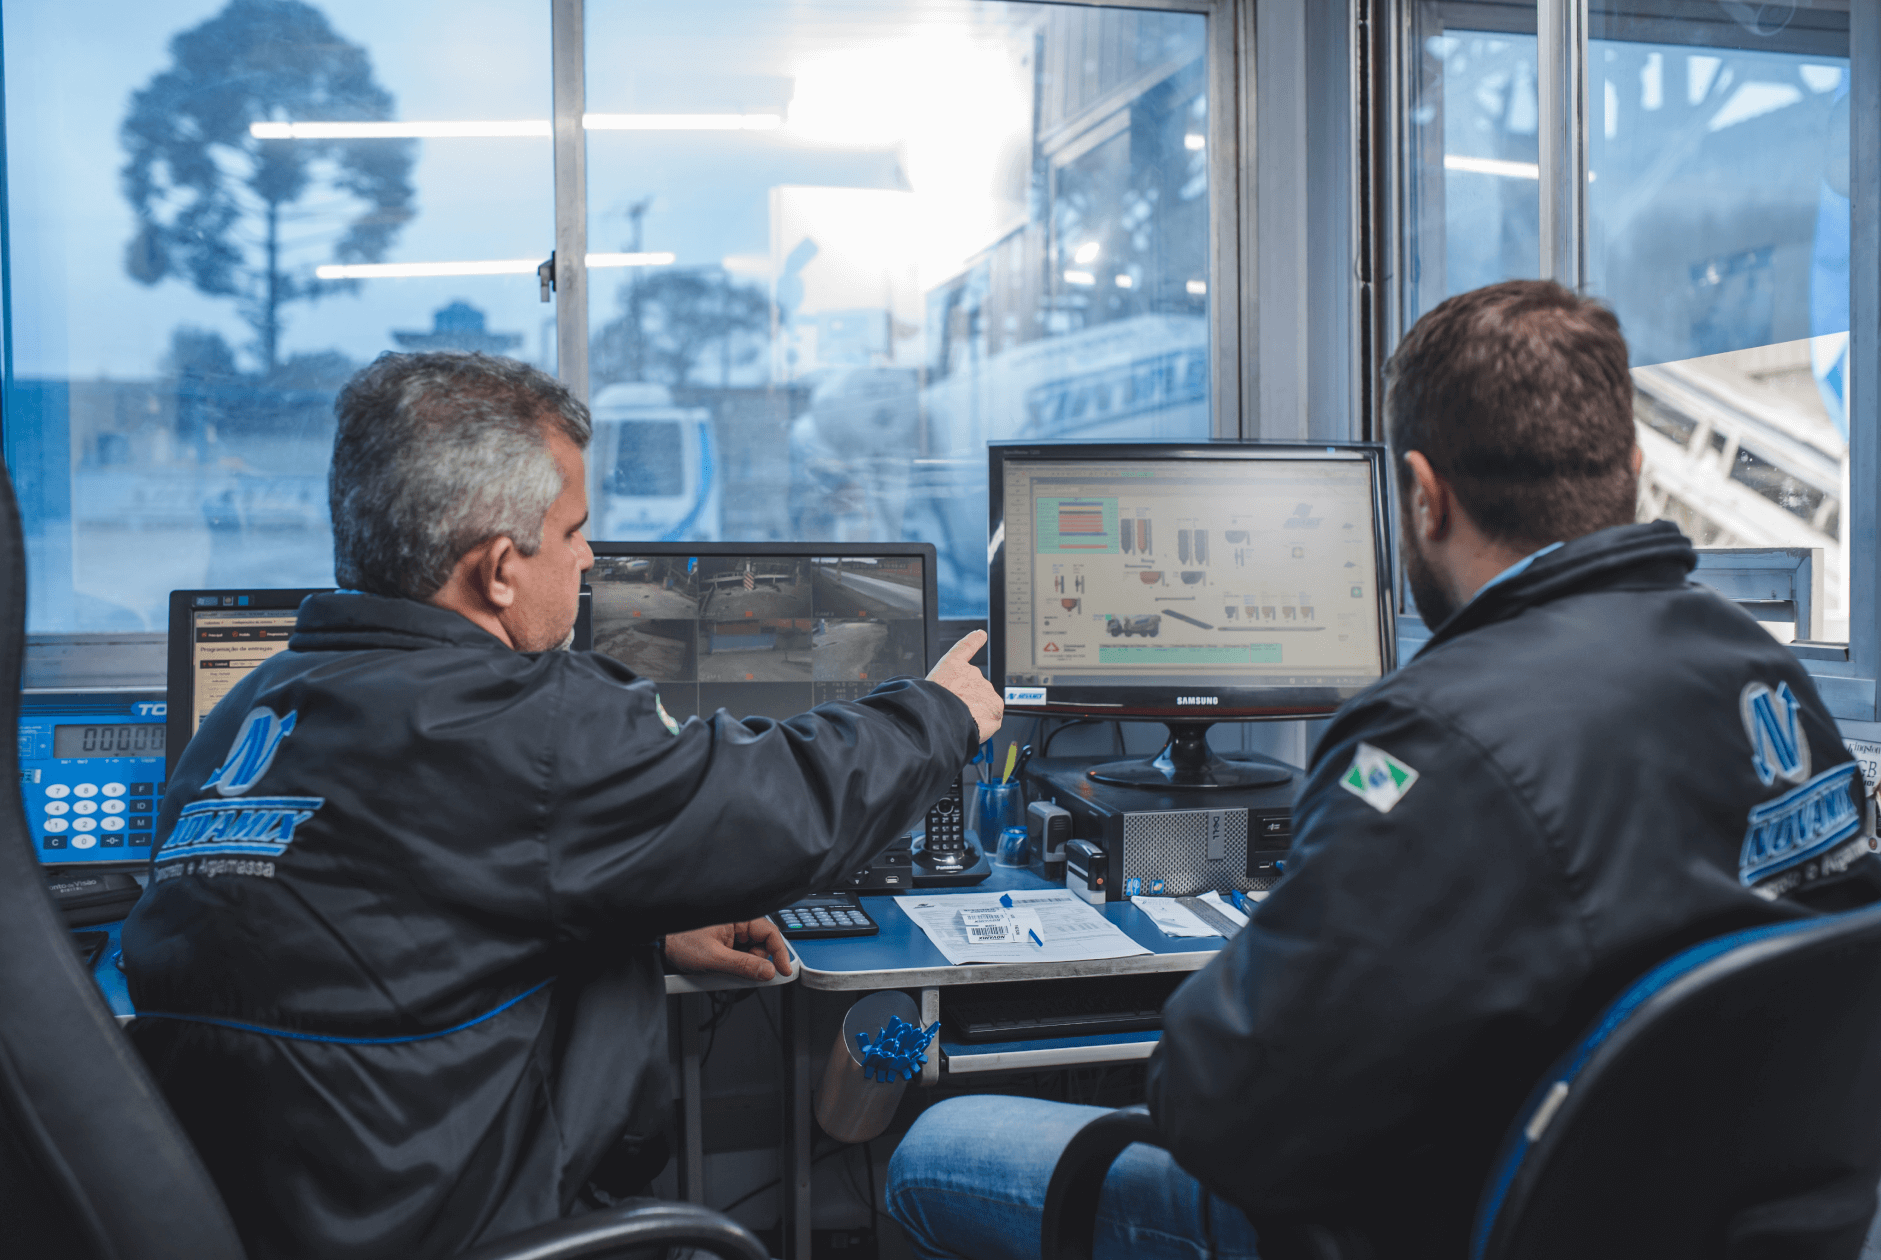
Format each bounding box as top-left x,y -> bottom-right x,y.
3,0 -> 552,633
583,1 -> 1213,619
1401,1 -> 1541,325
1587,4 -> 1851,638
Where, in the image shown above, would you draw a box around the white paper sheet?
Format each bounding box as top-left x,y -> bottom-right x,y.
900,889 -> 1153,965
1131,895 -> 1220,938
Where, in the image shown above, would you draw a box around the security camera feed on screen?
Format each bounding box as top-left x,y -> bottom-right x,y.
587,553 -> 928,721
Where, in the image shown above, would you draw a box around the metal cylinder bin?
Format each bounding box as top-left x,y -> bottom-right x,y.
814,990 -> 936,1144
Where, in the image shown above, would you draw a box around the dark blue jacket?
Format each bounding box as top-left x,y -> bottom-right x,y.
1147,522 -> 1879,1256
124,592 -> 975,1260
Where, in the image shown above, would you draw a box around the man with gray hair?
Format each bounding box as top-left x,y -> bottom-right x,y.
123,352 -> 1001,1260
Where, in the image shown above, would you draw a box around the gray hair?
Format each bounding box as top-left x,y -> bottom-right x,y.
329,352 -> 592,600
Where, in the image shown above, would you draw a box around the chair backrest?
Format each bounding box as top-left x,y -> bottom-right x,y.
0,458 -> 247,1257
1473,904 -> 1881,1260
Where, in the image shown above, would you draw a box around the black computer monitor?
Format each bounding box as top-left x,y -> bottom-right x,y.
585,541 -> 940,722
988,440 -> 1396,789
165,589 -> 328,777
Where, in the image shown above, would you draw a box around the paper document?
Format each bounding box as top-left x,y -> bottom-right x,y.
1131,896 -> 1220,938
900,889 -> 1152,965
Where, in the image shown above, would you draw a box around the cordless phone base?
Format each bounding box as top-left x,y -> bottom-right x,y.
910,836 -> 991,887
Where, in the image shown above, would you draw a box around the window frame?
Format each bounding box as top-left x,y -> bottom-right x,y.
1369,0 -> 1880,722
3,0 -> 1258,687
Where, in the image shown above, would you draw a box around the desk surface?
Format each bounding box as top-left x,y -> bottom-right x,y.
792,866 -> 1229,991
84,923 -> 794,1020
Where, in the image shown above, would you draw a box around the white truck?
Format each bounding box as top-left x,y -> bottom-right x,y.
588,382 -> 721,542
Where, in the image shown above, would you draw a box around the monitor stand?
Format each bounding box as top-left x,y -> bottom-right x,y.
1086,722 -> 1294,790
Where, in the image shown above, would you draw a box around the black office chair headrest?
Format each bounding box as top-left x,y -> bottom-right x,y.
0,456 -> 246,1256
1475,903 -> 1881,1260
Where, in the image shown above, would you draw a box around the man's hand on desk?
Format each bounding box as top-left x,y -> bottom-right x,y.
928,629 -> 1003,741
665,920 -> 794,981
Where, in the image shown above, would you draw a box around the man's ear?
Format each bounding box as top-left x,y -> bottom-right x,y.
1403,451 -> 1452,543
450,536 -> 518,614
483,536 -> 520,611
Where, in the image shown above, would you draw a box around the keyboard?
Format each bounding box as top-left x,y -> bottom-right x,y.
943,971 -> 1188,1043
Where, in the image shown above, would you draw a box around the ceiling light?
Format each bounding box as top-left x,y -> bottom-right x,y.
253,121 -> 549,139
1063,270 -> 1095,286
587,252 -> 677,268
316,259 -> 541,279
583,113 -> 782,131
1114,274 -> 1134,288
1073,241 -> 1100,265
316,252 -> 674,280
1184,133 -> 1205,151
1442,154 -> 1540,180
1186,280 -> 1207,296
250,114 -> 783,142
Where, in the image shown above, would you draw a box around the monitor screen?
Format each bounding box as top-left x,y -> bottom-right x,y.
586,542 -> 938,723
167,589 -> 328,775
990,442 -> 1393,721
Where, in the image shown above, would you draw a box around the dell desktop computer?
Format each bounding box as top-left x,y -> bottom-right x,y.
988,440 -> 1396,898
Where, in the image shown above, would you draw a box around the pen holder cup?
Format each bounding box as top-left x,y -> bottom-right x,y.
814,991 -> 936,1144
995,825 -> 1030,868
974,779 -> 1024,849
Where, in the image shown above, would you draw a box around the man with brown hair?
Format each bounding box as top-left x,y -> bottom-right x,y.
887,281 -> 1876,1259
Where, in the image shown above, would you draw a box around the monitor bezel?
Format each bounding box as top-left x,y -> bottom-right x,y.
165,588 -> 329,778
988,440 -> 1397,721
584,539 -> 942,673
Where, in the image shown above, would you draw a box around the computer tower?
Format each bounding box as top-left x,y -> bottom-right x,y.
1023,754 -> 1298,900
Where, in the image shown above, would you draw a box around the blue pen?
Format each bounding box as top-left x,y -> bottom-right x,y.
999,893 -> 1013,908
1028,928 -> 1044,948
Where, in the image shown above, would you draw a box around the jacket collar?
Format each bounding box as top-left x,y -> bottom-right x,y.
1415,520 -> 1696,658
289,591 -> 510,653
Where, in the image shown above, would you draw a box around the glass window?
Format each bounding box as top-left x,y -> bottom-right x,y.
582,1 -> 1213,619
3,1 -> 553,633
1400,1 -> 1541,326
1586,4 -> 1851,638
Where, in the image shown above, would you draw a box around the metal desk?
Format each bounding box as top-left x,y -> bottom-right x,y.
777,866 -> 1233,1259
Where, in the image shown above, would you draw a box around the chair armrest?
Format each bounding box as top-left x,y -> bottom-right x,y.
1040,1104 -> 1165,1260
455,1200 -> 770,1260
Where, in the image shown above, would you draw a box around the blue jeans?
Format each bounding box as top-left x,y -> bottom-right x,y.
886,1096 -> 1261,1260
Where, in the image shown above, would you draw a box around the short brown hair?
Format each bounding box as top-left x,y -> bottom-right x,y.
1385,280 -> 1637,549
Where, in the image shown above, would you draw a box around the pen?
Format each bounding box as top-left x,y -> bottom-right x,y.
1028,928 -> 1044,948
1000,742 -> 1019,784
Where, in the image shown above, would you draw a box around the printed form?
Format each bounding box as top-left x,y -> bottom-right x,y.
899,889 -> 1152,965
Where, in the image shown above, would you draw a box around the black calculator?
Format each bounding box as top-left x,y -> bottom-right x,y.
771,891 -> 880,939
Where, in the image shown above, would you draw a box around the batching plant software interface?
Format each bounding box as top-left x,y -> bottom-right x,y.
190,609 -> 298,732
1002,457 -> 1386,690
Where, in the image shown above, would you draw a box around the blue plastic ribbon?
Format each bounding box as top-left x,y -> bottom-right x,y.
854,1015 -> 941,1082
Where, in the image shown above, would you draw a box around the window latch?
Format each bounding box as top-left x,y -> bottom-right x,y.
538,252 -> 555,303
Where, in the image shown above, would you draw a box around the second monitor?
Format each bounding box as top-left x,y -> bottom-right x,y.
585,542 -> 939,722
989,440 -> 1396,789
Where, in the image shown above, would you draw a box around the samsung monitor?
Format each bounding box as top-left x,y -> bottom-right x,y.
585,541 -> 940,723
989,441 -> 1395,789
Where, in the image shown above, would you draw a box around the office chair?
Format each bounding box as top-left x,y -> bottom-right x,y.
1041,903 -> 1881,1260
0,474 -> 769,1260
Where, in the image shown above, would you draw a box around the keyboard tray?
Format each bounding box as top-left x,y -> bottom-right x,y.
944,971 -> 1189,1043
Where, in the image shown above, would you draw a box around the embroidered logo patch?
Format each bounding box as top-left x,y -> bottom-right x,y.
1340,742 -> 1420,813
203,707 -> 299,797
1741,681 -> 1811,787
156,796 -> 325,867
1740,762 -> 1863,895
